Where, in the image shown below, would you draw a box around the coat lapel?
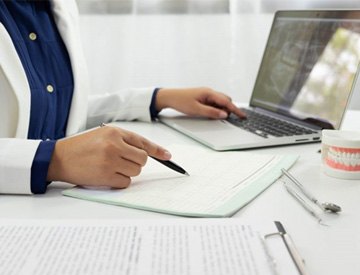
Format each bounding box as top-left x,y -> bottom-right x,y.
0,24 -> 31,138
51,0 -> 89,136
0,0 -> 89,138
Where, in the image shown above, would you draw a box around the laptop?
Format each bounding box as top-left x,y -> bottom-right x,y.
160,10 -> 360,151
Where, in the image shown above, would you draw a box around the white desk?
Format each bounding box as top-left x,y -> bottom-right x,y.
1,110 -> 359,275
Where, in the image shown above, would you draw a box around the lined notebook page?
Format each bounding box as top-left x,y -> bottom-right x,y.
63,145 -> 297,217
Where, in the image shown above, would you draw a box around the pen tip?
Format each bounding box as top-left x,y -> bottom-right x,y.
185,172 -> 190,176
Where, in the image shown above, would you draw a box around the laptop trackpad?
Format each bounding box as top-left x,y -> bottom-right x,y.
161,117 -> 263,145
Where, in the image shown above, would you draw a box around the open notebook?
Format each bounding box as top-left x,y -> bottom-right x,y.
63,145 -> 298,217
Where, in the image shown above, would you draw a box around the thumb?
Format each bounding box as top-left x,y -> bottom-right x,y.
196,103 -> 228,119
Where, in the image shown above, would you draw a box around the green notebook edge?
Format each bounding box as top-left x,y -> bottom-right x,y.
62,155 -> 298,218
210,155 -> 298,216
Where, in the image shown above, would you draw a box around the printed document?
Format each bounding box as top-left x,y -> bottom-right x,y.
0,219 -> 299,275
63,145 -> 297,217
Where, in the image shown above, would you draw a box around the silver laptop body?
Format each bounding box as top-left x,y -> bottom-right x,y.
161,10 -> 360,151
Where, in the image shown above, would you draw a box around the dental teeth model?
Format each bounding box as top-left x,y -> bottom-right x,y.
326,147 -> 360,171
322,130 -> 360,179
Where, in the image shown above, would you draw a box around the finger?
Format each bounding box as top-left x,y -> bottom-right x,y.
122,132 -> 172,160
116,141 -> 149,166
99,132 -> 148,167
222,101 -> 247,118
115,157 -> 142,177
196,103 -> 229,119
87,171 -> 132,189
205,93 -> 232,106
207,95 -> 246,118
106,173 -> 132,189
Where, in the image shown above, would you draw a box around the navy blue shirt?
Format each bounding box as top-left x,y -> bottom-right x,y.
0,0 -> 74,193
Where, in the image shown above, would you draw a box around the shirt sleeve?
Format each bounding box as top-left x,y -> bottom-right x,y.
150,88 -> 161,120
30,140 -> 56,194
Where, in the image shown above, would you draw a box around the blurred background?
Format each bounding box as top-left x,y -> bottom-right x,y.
76,0 -> 360,109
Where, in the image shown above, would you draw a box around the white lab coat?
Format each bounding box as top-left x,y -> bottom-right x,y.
0,0 -> 154,194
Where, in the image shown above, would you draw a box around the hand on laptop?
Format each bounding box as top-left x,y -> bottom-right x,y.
155,87 -> 246,119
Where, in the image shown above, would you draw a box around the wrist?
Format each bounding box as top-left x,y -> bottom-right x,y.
155,88 -> 173,111
47,140 -> 64,182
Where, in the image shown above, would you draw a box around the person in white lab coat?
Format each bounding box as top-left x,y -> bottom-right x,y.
0,0 -> 244,195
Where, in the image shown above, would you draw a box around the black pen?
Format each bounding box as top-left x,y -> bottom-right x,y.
150,156 -> 189,176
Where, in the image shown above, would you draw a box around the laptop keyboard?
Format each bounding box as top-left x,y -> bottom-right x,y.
228,109 -> 317,138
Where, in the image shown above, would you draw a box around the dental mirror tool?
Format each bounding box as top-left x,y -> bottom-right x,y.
281,169 -> 342,213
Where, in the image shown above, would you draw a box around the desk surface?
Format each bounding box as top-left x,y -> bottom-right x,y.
1,110 -> 360,275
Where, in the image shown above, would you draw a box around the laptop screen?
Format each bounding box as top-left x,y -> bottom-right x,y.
250,10 -> 360,129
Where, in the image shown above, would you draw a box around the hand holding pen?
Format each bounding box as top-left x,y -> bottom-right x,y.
99,123 -> 189,176
48,124 -> 188,190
